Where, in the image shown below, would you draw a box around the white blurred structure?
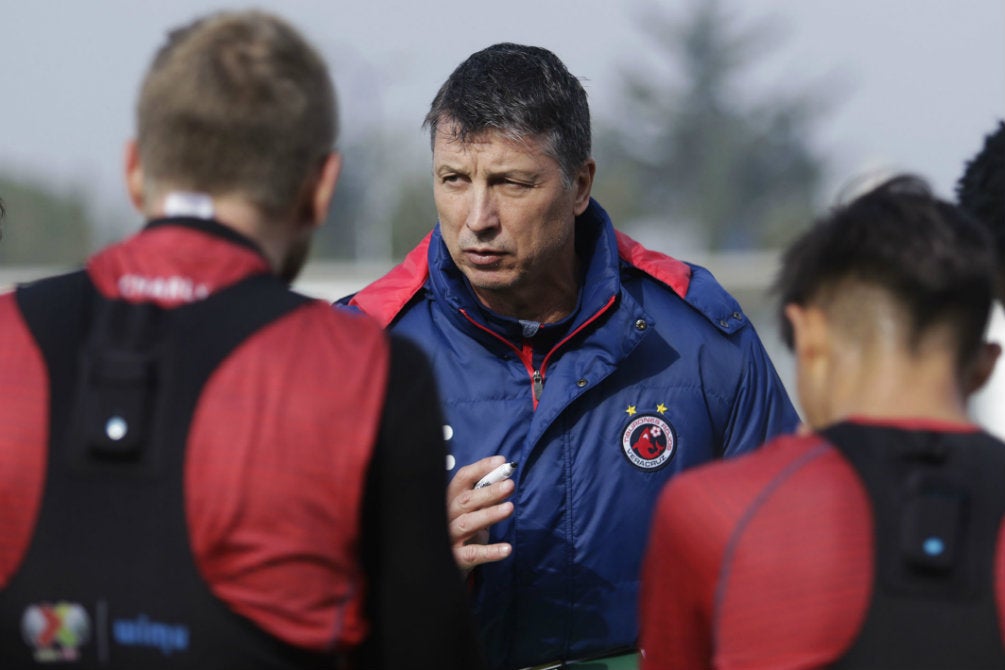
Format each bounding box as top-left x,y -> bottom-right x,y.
970,305 -> 1005,441
291,261 -> 392,303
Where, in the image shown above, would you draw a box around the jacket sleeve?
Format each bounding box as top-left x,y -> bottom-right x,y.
720,325 -> 799,457
352,336 -> 486,670
331,294 -> 358,309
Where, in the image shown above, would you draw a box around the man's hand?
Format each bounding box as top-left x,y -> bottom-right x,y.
448,455 -> 515,574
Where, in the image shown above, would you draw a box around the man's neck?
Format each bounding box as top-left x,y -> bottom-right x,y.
474,286 -> 579,324
823,349 -> 971,427
471,246 -> 583,323
150,192 -> 289,277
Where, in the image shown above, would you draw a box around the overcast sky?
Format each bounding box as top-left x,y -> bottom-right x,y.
1,0 -> 1002,235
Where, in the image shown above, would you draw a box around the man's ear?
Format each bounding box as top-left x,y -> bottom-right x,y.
307,152 -> 342,228
785,303 -> 828,361
785,302 -> 832,429
124,140 -> 145,213
965,341 -> 1002,395
572,159 -> 596,216
785,303 -> 832,388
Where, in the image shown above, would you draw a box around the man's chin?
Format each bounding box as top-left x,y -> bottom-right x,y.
462,267 -> 515,294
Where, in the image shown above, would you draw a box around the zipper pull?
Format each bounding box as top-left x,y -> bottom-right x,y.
532,369 -> 543,401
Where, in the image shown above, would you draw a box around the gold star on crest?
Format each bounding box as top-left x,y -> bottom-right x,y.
626,405 -> 637,416
656,403 -> 668,415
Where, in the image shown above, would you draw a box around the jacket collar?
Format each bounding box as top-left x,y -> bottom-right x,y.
144,216 -> 269,261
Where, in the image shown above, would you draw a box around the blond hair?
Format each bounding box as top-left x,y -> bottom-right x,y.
137,11 -> 336,217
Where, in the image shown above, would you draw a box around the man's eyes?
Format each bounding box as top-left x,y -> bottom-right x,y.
504,179 -> 532,188
437,175 -> 535,189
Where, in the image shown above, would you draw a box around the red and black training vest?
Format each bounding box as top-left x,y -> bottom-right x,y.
0,269 -> 340,669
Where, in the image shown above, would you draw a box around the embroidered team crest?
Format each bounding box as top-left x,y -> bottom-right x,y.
622,413 -> 676,471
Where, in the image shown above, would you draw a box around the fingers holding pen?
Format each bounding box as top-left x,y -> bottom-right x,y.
448,455 -> 506,500
450,480 -> 515,539
451,491 -> 514,573
446,455 -> 517,572
449,476 -> 515,524
447,455 -> 514,524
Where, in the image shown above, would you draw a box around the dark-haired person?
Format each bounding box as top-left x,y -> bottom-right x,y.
0,11 -> 482,669
639,175 -> 1005,669
340,43 -> 796,669
959,121 -> 1005,440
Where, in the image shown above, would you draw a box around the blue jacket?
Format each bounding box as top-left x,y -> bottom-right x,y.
341,200 -> 798,669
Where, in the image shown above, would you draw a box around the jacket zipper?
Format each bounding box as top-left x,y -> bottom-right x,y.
459,293 -> 617,411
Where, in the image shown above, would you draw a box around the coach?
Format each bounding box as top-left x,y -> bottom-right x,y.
342,42 -> 797,669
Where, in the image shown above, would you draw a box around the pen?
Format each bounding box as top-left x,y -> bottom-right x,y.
474,461 -> 518,489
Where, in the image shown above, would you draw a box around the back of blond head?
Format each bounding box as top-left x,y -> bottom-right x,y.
137,11 -> 336,217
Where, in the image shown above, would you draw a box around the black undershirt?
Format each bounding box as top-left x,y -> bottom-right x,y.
352,336 -> 486,670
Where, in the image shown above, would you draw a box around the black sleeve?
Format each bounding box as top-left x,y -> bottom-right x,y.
350,335 -> 486,670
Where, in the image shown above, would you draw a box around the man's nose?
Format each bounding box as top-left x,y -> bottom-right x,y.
465,187 -> 499,233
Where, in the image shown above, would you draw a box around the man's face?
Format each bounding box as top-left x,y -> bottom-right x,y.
432,124 -> 592,317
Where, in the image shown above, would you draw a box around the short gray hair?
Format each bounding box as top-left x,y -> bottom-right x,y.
424,43 -> 591,185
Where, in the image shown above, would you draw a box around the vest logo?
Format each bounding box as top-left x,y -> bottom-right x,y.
118,273 -> 210,303
21,602 -> 91,662
621,412 -> 677,471
113,614 -> 190,656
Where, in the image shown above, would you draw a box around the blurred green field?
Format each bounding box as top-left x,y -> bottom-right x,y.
533,651 -> 638,669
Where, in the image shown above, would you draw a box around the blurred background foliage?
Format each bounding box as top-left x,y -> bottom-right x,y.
0,174 -> 94,265
593,0 -> 827,251
0,0 -> 828,265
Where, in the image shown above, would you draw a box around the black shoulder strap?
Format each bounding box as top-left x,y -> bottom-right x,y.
15,270 -> 96,455
15,271 -> 312,473
824,422 -> 1005,669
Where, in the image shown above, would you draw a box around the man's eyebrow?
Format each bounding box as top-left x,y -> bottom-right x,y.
434,162 -> 465,175
486,165 -> 543,179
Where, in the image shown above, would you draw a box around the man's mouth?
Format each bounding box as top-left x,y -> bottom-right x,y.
463,248 -> 505,266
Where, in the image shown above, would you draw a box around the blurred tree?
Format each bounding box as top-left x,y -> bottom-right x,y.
312,138 -> 382,261
312,130 -> 435,262
386,170 -> 437,259
594,0 -> 830,251
0,174 -> 93,265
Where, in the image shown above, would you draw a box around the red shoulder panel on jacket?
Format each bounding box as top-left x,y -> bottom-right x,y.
349,233 -> 432,327
351,230 -> 692,324
614,229 -> 691,298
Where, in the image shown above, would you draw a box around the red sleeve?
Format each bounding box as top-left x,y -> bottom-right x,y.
639,474 -> 721,669
187,302 -> 388,651
639,434 -> 873,669
0,294 -> 47,588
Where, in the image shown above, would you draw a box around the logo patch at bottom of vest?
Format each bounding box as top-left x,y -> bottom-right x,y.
113,613 -> 190,656
22,602 -> 91,662
621,411 -> 677,471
